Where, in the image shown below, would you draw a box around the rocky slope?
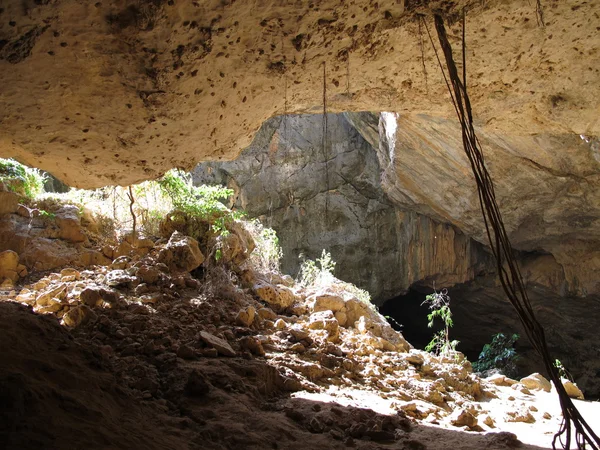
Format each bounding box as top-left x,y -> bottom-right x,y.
193,111 -> 600,397
0,0 -> 598,188
1,213 -> 593,449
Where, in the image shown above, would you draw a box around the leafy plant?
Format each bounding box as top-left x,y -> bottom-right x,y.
554,359 -> 573,382
38,209 -> 56,219
422,288 -> 459,356
0,158 -> 46,198
157,169 -> 236,233
298,249 -> 336,288
472,332 -> 519,377
245,219 -> 283,273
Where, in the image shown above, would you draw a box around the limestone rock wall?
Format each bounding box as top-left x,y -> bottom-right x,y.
369,112 -> 600,296
193,113 -> 491,302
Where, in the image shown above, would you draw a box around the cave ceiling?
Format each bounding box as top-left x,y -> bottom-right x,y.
0,0 -> 598,188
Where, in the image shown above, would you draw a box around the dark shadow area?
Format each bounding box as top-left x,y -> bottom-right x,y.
0,301 -> 554,450
380,276 -> 600,399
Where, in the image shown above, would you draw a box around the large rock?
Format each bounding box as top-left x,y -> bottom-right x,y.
159,232 -> 204,272
520,373 -> 552,393
54,205 -> 86,243
253,283 -> 297,311
0,250 -> 19,282
562,379 -> 584,400
0,191 -> 19,215
199,331 -> 236,357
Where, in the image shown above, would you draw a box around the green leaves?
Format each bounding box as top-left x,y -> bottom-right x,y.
157,169 -> 236,237
0,158 -> 47,199
472,332 -> 520,377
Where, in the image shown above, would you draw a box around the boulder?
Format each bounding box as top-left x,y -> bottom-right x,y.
78,249 -> 111,267
159,232 -> 204,272
35,283 -> 67,307
562,379 -> 584,400
487,373 -> 517,387
309,293 -> 345,313
0,191 -> 19,215
63,305 -> 96,328
106,270 -> 136,287
0,250 -> 20,282
308,310 -> 340,341
345,298 -> 371,327
218,221 -> 255,266
199,331 -> 236,357
257,307 -> 277,321
450,409 -> 478,429
506,409 -> 536,424
136,265 -> 161,285
235,306 -> 256,327
520,373 -> 552,392
55,205 -> 86,243
79,286 -> 119,307
253,283 -> 296,311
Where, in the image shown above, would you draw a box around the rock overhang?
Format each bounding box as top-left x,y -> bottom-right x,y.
0,0 -> 597,188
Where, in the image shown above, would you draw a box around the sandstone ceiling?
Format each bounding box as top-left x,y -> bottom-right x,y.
0,0 -> 598,188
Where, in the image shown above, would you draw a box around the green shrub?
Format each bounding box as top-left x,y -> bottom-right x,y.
299,250 -> 336,288
0,158 -> 46,198
157,169 -> 238,234
472,332 -> 519,377
245,219 -> 283,272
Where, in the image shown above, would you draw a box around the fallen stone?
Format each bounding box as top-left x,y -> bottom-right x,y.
36,283 -> 67,306
239,336 -> 265,356
160,231 -> 204,272
236,305 -> 256,327
63,305 -> 96,328
199,331 -> 236,356
520,373 -> 551,392
257,307 -> 277,321
482,415 -> 495,428
0,191 -> 19,215
0,250 -> 20,282
106,270 -> 136,287
309,292 -> 345,313
253,283 -> 296,310
79,286 -> 104,307
136,265 -> 161,284
177,344 -> 197,360
506,409 -> 535,423
487,373 -> 518,386
55,205 -> 86,242
111,255 -> 130,270
562,379 -> 584,399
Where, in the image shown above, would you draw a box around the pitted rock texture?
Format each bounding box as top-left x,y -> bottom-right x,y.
0,0 -> 598,188
194,113 -> 491,302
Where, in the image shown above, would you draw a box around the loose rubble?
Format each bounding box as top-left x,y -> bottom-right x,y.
0,211 -> 595,449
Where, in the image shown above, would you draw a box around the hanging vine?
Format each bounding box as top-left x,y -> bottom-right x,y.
418,15 -> 429,93
422,11 -> 599,450
322,61 -> 329,224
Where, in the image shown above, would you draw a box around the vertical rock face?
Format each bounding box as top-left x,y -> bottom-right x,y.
369,112 -> 600,297
193,113 -> 490,302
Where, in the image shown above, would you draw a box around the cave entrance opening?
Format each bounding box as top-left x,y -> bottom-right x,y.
379,285 -> 480,363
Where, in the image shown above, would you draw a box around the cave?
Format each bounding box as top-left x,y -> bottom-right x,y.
1,0 -> 600,448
